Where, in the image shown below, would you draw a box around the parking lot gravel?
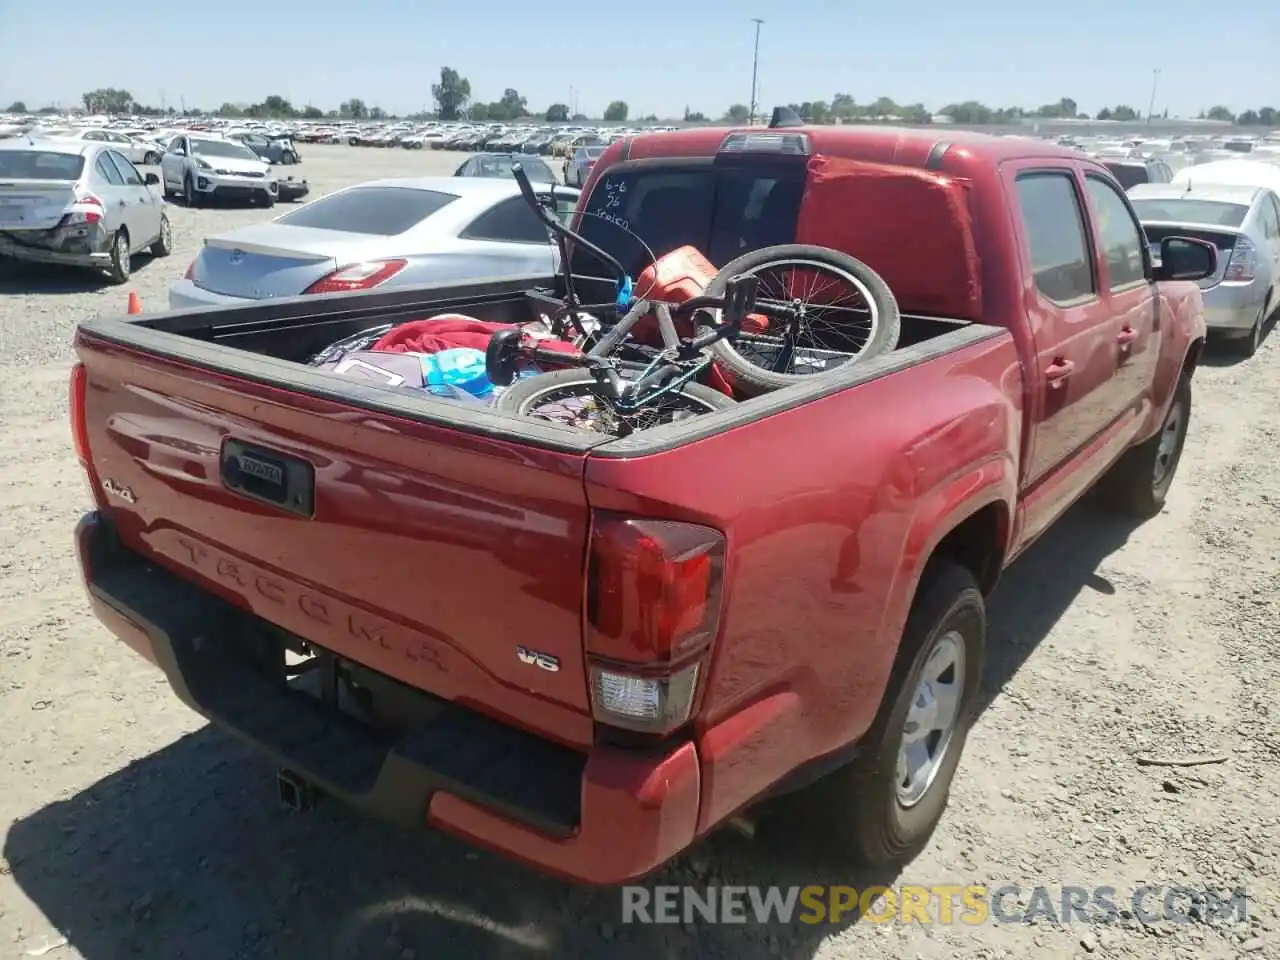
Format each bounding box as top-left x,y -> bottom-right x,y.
0,144 -> 1277,960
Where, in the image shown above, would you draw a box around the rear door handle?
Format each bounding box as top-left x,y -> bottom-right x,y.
1116,326 -> 1138,345
1045,358 -> 1075,388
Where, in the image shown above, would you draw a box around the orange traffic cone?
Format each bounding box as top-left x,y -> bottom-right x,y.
127,291 -> 142,315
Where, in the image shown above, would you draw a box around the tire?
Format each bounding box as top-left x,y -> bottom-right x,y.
495,367 -> 735,435
777,561 -> 984,865
261,190 -> 277,208
1098,371 -> 1191,519
143,151 -> 160,165
1235,304 -> 1266,358
105,230 -> 131,284
280,151 -> 298,165
150,213 -> 173,257
184,174 -> 200,208
703,244 -> 901,397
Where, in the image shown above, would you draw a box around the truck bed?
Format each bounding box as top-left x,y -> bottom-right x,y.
81,273 -> 999,455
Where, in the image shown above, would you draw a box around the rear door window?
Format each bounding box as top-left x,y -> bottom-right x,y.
461,196 -> 550,244
106,150 -> 143,186
1015,171 -> 1096,303
574,162 -> 804,276
275,186 -> 459,235
94,153 -> 125,186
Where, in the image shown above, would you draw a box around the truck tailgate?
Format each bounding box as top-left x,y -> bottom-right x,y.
77,335 -> 595,748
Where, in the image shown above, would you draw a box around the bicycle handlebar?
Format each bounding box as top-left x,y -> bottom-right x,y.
511,163 -> 633,299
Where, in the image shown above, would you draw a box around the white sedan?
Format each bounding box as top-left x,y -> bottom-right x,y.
169,177 -> 579,309
41,128 -> 163,166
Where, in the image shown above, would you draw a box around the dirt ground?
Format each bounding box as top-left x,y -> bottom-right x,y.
0,144 -> 1277,960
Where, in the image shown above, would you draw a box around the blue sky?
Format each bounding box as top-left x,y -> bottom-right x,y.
2,0 -> 1278,119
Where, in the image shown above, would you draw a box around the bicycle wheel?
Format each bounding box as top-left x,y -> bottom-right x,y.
495,369 -> 735,437
703,244 -> 901,397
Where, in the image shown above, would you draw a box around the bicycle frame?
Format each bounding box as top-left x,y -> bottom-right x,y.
495,280 -> 760,411
507,161 -> 759,411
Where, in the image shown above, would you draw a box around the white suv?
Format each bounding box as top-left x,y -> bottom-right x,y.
159,133 -> 278,208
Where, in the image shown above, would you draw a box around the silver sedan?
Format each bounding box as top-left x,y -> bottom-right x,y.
169,177 -> 579,308
1130,181 -> 1280,357
0,139 -> 173,284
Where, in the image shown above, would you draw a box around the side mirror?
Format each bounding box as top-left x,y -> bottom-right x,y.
1153,236 -> 1217,282
144,172 -> 160,186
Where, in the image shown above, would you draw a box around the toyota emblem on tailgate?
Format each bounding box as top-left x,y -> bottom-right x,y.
229,249 -> 245,264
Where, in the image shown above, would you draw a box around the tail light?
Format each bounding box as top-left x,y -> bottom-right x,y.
303,259 -> 408,295
183,258 -> 196,280
70,362 -> 90,467
62,189 -> 104,226
1224,237 -> 1257,283
585,512 -> 725,735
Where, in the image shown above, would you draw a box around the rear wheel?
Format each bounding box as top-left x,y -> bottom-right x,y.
105,230 -> 131,284
184,174 -> 200,208
143,151 -> 160,165
1235,303 -> 1266,358
495,368 -> 735,437
775,561 -> 984,865
704,244 -> 901,397
150,213 -> 173,258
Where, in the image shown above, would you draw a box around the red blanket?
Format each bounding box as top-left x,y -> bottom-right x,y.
372,315 -> 736,397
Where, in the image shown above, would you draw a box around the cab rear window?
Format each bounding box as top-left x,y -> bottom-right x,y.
573,162 -> 805,276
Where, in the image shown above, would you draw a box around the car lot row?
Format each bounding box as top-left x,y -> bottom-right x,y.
3,136 -> 1279,355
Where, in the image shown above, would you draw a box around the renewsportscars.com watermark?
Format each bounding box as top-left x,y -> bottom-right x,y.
620,884 -> 1251,926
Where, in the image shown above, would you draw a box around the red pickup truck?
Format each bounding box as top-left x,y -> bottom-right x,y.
70,124 -> 1213,885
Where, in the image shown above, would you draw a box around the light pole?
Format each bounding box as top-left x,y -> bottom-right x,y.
748,18 -> 764,125
1147,68 -> 1160,124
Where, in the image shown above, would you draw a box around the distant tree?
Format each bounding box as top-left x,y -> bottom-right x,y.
899,103 -> 932,124
603,100 -> 629,122
37,105 -> 59,114
488,88 -> 527,121
218,102 -> 242,117
1111,105 -> 1138,121
941,101 -> 993,124
370,106 -> 387,120
1260,107 -> 1278,126
340,98 -> 368,119
641,114 -> 658,122
571,113 -> 589,122
804,101 -> 830,123
470,102 -> 490,122
830,93 -> 857,121
1035,97 -> 1078,119
5,101 -> 26,113
724,103 -> 750,123
866,96 -> 899,118
258,94 -> 294,116
1206,105 -> 1235,122
1096,107 -> 1113,121
683,107 -> 707,122
546,103 -> 569,122
432,67 -> 471,121
81,88 -> 133,114
1239,109 -> 1261,125
301,105 -> 324,119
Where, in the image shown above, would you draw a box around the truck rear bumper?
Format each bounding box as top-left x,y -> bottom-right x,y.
75,511 -> 701,885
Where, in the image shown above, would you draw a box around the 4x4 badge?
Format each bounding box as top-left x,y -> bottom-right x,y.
101,478 -> 136,504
